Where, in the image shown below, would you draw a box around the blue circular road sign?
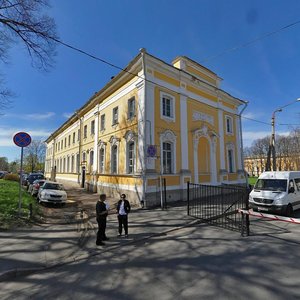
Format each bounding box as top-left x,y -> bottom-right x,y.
147,145 -> 157,157
13,132 -> 32,147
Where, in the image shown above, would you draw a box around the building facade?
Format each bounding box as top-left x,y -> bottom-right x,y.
45,50 -> 247,206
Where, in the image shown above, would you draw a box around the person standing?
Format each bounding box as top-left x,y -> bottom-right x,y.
117,194 -> 131,237
96,194 -> 109,246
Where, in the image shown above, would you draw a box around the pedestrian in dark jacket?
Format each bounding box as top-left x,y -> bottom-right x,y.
117,194 -> 131,237
96,194 -> 109,246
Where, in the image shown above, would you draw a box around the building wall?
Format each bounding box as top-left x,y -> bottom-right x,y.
45,51 -> 246,207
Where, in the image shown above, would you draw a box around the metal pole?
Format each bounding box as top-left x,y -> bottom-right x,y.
18,146 -> 24,217
271,113 -> 276,171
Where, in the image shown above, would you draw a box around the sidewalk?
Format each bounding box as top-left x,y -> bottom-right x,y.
0,201 -> 194,282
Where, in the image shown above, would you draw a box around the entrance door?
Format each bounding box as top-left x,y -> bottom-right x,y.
81,167 -> 86,188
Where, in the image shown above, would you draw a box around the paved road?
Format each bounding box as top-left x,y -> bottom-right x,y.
1,217 -> 300,300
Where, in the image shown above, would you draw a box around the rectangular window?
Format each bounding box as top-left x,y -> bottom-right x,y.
91,120 -> 95,135
73,132 -> 76,144
100,114 -> 105,131
83,125 -> 87,139
71,155 -> 74,173
76,154 -> 80,173
226,116 -> 233,134
228,149 -> 234,173
128,142 -> 134,174
65,138 -> 67,148
128,97 -> 135,119
99,148 -> 104,173
68,135 -> 71,146
111,145 -> 118,173
112,107 -> 118,125
77,129 -> 80,141
160,93 -> 175,121
162,142 -> 172,174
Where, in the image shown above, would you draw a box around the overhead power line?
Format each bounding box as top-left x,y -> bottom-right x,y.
200,20 -> 300,63
49,36 -> 276,127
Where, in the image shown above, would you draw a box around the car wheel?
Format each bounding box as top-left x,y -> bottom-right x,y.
285,204 -> 293,217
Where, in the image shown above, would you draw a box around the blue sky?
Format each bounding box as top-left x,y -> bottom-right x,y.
1,0 -> 300,162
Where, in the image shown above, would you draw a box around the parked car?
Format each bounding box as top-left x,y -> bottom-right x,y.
37,181 -> 67,205
29,179 -> 46,196
0,171 -> 8,179
25,173 -> 45,190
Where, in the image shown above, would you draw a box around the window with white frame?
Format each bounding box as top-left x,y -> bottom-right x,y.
71,155 -> 74,173
77,129 -> 80,141
82,152 -> 86,162
91,120 -> 95,135
162,142 -> 173,174
161,93 -> 175,121
127,141 -> 135,174
226,143 -> 236,173
128,97 -> 135,120
67,156 -> 70,173
90,150 -> 94,167
99,148 -> 105,173
111,145 -> 118,173
63,157 -> 66,173
225,116 -> 233,134
100,114 -> 105,131
73,132 -> 75,144
112,107 -> 119,125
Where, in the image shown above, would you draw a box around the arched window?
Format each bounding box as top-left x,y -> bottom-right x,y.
111,145 -> 118,174
99,148 -> 105,173
127,141 -> 135,174
160,130 -> 176,174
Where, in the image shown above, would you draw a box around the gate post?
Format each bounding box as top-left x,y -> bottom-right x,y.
187,181 -> 190,216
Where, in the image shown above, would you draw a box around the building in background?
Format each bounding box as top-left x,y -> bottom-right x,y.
45,49 -> 247,206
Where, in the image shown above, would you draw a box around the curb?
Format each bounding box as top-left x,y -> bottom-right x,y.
0,217 -> 199,282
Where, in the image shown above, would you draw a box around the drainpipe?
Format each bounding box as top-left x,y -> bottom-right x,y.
238,101 -> 249,186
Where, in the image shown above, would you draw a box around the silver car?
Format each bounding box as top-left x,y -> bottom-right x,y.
37,181 -> 67,205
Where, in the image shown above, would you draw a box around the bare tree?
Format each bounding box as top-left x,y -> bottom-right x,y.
0,0 -> 58,110
24,139 -> 46,173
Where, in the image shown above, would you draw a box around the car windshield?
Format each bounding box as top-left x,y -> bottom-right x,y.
254,179 -> 287,192
43,183 -> 64,190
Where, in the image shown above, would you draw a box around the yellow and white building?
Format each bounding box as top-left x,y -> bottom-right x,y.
45,49 -> 247,206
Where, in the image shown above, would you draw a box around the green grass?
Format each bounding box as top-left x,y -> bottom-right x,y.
0,179 -> 40,228
248,177 -> 258,186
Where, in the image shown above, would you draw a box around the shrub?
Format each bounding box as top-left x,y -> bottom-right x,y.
4,173 -> 19,182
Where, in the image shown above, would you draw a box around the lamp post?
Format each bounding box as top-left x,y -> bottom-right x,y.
266,98 -> 300,171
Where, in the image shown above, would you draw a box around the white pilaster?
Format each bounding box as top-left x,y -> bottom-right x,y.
145,82 -> 155,170
93,110 -> 100,173
180,95 -> 189,170
218,109 -> 225,170
136,80 -> 145,173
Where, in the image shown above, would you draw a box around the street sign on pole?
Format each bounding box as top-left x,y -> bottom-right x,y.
13,132 -> 31,217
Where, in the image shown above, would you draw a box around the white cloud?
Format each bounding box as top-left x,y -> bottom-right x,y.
0,126 -> 52,147
62,112 -> 74,119
243,130 -> 290,147
2,112 -> 55,120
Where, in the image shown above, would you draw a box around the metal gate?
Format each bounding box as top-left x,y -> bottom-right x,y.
187,182 -> 250,233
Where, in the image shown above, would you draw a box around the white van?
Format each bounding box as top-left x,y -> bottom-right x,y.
249,171 -> 300,217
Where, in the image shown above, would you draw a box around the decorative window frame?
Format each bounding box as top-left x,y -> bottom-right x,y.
112,106 -> 119,126
127,97 -> 136,120
109,136 -> 120,174
98,140 -> 107,174
124,130 -> 137,174
160,92 -> 175,122
226,142 -> 236,173
100,114 -> 106,131
91,120 -> 95,135
83,125 -> 88,139
225,115 -> 234,135
160,129 -> 177,174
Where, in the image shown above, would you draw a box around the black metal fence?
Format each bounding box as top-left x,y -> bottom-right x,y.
187,182 -> 250,234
